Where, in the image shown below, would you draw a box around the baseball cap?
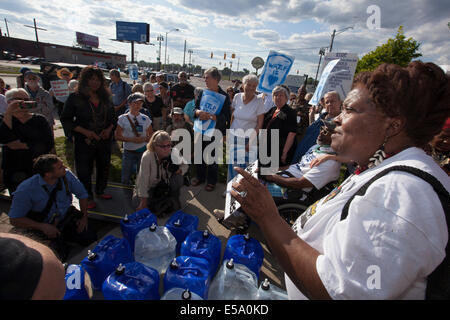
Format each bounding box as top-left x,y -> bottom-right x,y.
172,107 -> 184,114
127,92 -> 145,104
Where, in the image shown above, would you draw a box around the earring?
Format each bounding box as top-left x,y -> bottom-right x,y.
367,137 -> 388,169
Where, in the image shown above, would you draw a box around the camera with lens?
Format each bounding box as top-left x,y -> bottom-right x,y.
161,157 -> 180,174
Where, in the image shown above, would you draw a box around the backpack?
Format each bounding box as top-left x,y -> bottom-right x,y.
340,165 -> 450,300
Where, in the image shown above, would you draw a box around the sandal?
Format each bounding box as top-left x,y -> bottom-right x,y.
205,184 -> 215,192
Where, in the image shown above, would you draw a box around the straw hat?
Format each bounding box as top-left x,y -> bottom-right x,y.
56,68 -> 73,79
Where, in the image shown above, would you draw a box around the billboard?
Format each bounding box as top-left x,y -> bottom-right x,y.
76,32 -> 99,48
116,21 -> 150,43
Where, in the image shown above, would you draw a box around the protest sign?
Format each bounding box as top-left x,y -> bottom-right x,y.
313,52 -> 358,103
193,89 -> 226,137
50,80 -> 70,103
309,59 -> 340,106
257,50 -> 295,94
128,64 -> 139,81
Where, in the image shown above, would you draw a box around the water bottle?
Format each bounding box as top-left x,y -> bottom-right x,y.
63,264 -> 93,300
163,256 -> 211,300
180,229 -> 222,277
165,210 -> 199,254
81,235 -> 134,290
256,278 -> 289,300
161,288 -> 203,300
223,233 -> 264,279
208,258 -> 258,300
120,208 -> 157,252
102,262 -> 160,300
134,223 -> 177,275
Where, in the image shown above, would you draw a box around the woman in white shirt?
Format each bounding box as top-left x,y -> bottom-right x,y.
115,92 -> 153,185
228,74 -> 265,181
230,61 -> 450,300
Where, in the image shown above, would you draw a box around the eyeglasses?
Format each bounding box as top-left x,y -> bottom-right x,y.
61,73 -> 70,77
157,144 -> 172,149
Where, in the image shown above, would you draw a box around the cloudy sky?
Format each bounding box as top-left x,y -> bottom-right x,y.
1,0 -> 449,76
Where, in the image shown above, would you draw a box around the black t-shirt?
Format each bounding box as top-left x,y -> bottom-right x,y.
0,114 -> 54,173
170,83 -> 195,107
143,96 -> 165,118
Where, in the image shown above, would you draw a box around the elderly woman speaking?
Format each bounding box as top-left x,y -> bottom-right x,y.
231,61 -> 450,300
228,74 -> 265,181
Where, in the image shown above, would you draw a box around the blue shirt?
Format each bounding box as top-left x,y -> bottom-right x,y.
110,79 -> 132,107
9,170 -> 89,223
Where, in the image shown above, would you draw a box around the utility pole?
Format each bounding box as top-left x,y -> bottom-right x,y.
4,18 -> 10,37
329,26 -> 353,52
24,18 -> 47,44
157,34 -> 164,71
188,49 -> 193,74
131,41 -> 135,63
314,47 -> 326,88
183,40 -> 186,70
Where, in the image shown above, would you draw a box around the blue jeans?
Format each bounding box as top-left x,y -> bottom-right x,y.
121,149 -> 144,185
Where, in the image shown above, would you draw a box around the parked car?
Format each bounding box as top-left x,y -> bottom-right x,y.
31,57 -> 45,64
19,56 -> 34,64
1,51 -> 18,60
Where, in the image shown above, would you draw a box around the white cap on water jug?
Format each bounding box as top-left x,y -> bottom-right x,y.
244,233 -> 250,241
226,258 -> 234,269
123,214 -> 129,223
87,250 -> 97,261
261,278 -> 271,291
115,263 -> 125,275
170,258 -> 179,269
174,219 -> 181,227
203,230 -> 209,238
182,289 -> 192,300
149,223 -> 157,232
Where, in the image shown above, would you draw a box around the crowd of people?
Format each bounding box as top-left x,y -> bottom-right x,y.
0,60 -> 449,300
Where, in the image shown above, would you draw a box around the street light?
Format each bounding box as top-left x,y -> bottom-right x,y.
164,28 -> 180,68
329,26 -> 353,52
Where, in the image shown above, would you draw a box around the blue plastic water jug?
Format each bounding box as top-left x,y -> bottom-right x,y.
120,208 -> 157,252
223,233 -> 264,279
102,262 -> 160,300
163,256 -> 211,300
161,288 -> 203,300
256,278 -> 289,300
134,223 -> 177,275
165,210 -> 199,254
208,258 -> 258,300
63,264 -> 92,300
80,235 -> 134,290
180,229 -> 222,277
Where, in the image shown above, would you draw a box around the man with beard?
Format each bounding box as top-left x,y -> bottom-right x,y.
166,107 -> 194,162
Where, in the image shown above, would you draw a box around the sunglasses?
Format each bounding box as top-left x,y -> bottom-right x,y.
61,73 -> 71,77
157,144 -> 172,149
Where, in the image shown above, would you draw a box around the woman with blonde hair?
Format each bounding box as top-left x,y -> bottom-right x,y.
134,130 -> 188,216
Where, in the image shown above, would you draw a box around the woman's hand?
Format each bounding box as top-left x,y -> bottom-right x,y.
76,215 -> 88,233
136,198 -> 148,211
309,154 -> 334,168
230,167 -> 279,225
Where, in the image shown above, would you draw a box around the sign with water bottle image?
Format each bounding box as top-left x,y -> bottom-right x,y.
257,50 -> 295,94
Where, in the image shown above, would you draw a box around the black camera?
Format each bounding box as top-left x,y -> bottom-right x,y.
162,157 -> 180,174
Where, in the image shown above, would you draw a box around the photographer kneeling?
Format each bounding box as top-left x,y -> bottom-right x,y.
8,154 -> 97,261
134,130 -> 189,216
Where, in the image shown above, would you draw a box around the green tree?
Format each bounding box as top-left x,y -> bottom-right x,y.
355,26 -> 422,74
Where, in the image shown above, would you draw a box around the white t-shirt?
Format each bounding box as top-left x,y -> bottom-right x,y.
117,112 -> 152,151
285,147 -> 449,300
284,144 -> 341,192
230,93 -> 265,137
258,92 -> 274,113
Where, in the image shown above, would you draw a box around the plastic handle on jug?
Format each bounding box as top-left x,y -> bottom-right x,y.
182,289 -> 192,300
262,278 -> 270,291
150,223 -> 157,232
115,263 -> 125,275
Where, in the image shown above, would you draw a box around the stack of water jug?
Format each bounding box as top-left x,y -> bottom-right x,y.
63,208 -> 288,300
